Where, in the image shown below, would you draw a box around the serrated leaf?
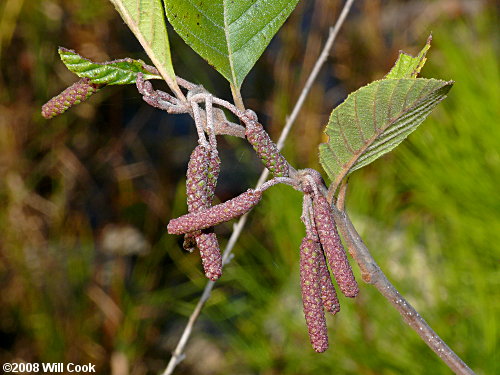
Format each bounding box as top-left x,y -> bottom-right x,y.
385,35 -> 432,79
319,78 -> 453,191
108,0 -> 182,96
164,0 -> 299,88
59,48 -> 162,85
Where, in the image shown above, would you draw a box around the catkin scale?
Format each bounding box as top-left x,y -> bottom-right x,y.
312,193 -> 359,298
42,78 -> 101,119
300,237 -> 329,353
168,189 -> 262,235
245,121 -> 289,177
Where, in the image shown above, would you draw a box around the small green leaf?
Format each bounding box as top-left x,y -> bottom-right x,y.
385,35 -> 432,79
319,78 -> 453,191
59,48 -> 162,85
164,0 -> 299,88
108,0 -> 182,96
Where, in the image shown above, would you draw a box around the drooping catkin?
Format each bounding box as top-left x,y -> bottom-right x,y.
183,145 -> 210,252
300,237 -> 329,353
196,231 -> 222,281
168,189 -> 263,235
317,245 -> 340,314
186,145 -> 210,212
42,78 -> 101,119
312,193 -> 359,298
184,145 -> 222,280
245,121 -> 289,177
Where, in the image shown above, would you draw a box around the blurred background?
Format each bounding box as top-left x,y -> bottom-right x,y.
0,0 -> 498,374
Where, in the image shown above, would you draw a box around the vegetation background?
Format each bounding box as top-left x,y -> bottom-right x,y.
0,0 -> 498,374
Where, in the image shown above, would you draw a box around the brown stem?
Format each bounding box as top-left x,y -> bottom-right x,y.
336,179 -> 348,211
331,206 -> 475,375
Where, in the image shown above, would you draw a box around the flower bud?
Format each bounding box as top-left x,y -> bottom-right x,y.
42,78 -> 101,119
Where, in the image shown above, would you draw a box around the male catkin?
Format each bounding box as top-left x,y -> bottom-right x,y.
245,121 -> 289,177
312,193 -> 359,298
300,237 -> 329,353
42,78 -> 101,119
168,189 -> 262,235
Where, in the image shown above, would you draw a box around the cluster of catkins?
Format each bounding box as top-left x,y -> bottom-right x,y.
163,100 -> 359,352
41,74 -> 359,353
166,109 -> 289,281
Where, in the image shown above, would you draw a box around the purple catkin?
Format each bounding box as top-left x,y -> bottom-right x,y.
300,237 -> 329,353
41,78 -> 101,119
183,145 -> 210,252
245,121 -> 289,177
312,193 -> 359,298
168,189 -> 262,235
206,150 -> 220,203
184,146 -> 222,281
316,244 -> 341,314
186,145 -> 210,212
196,231 -> 222,281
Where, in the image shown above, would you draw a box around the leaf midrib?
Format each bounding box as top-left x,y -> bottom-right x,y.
223,0 -> 238,88
330,79 -> 441,188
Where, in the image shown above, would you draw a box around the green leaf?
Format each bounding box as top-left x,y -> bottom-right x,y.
58,48 -> 162,85
385,35 -> 432,79
319,78 -> 453,191
108,0 -> 182,96
164,0 -> 299,88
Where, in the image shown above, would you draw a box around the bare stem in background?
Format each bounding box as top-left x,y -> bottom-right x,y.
161,2 -> 356,374
276,0 -> 355,150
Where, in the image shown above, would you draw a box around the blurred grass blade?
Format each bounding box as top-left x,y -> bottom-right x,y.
319,78 -> 453,191
108,0 -> 182,97
385,35 -> 432,79
164,0 -> 299,88
59,48 -> 162,85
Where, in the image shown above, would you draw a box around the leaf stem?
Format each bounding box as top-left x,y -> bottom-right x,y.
230,83 -> 245,111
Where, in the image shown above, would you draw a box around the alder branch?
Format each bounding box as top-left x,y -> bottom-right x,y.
161,2 -> 356,373
160,0 -> 473,374
330,205 -> 475,375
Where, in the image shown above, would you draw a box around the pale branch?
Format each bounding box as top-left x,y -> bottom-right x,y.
331,205 -> 475,375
